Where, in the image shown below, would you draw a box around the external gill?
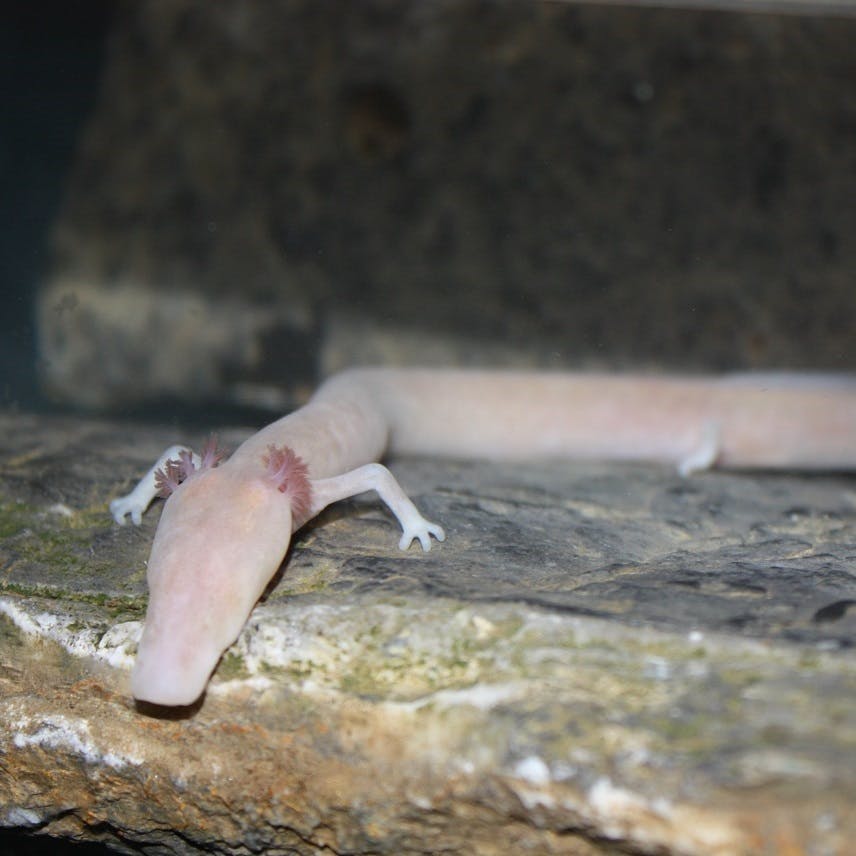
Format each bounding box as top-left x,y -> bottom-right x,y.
261,444 -> 313,521
154,435 -> 225,498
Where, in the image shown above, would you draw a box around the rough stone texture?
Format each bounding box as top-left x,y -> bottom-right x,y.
1,409 -> 855,855
39,0 -> 856,409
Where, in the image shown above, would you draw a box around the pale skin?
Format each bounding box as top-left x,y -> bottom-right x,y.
110,368 -> 856,707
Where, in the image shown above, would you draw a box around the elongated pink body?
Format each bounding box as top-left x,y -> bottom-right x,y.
113,369 -> 856,706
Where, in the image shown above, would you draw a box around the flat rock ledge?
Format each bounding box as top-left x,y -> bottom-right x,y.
1,410 -> 855,855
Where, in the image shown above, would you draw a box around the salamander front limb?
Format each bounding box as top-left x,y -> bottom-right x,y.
309,463 -> 445,551
110,445 -> 196,526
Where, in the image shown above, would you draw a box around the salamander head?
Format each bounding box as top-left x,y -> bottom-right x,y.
131,457 -> 301,707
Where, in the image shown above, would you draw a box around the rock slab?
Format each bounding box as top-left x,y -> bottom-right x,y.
1,410 -> 855,854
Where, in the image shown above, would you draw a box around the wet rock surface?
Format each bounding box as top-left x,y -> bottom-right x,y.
1,410 -> 855,854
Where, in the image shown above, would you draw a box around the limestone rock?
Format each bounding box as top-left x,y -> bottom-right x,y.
1,409 -> 855,854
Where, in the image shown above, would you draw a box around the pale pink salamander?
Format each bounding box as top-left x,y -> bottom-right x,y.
110,368 -> 856,706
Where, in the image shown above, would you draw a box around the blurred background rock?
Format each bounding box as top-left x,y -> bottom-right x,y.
3,0 -> 853,416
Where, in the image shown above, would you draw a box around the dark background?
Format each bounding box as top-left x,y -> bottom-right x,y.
0,3 -> 112,410
1,4 -> 117,853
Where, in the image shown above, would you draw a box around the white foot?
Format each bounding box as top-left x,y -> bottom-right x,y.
678,422 -> 721,477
